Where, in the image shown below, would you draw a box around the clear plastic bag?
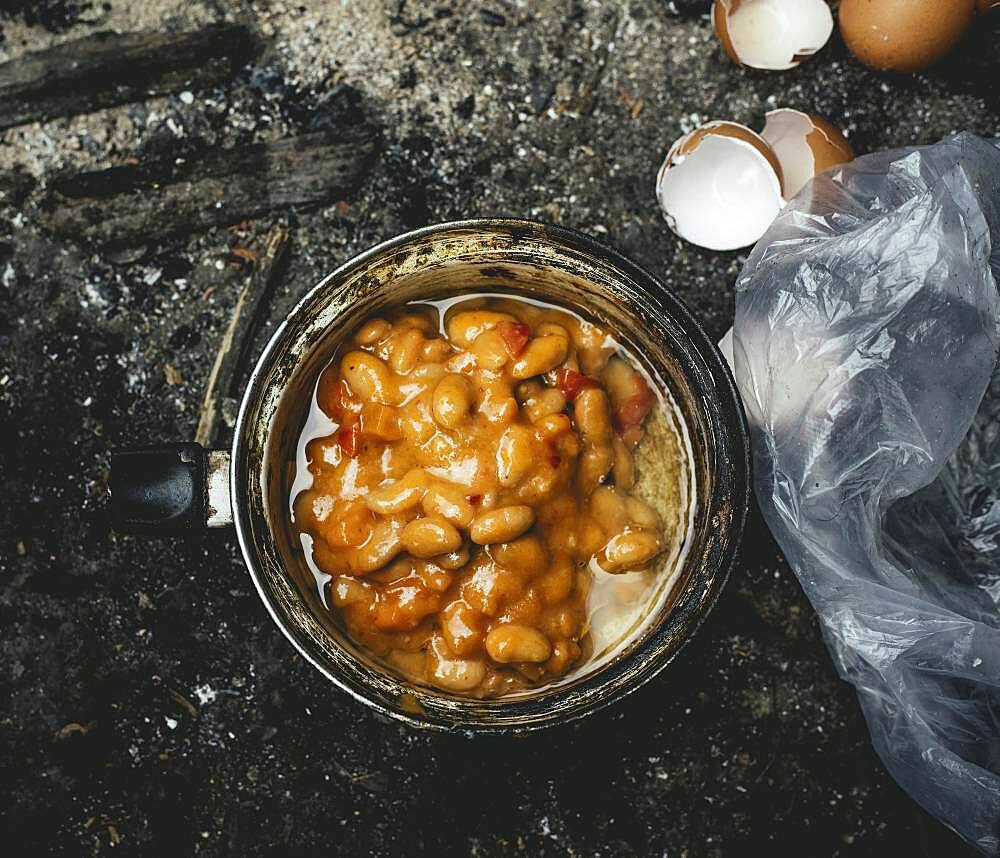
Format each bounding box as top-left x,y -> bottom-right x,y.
733,133 -> 1000,855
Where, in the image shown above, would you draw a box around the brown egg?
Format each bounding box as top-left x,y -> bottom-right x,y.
839,0 -> 977,72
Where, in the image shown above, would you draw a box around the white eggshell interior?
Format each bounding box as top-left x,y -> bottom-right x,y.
657,135 -> 783,252
727,0 -> 834,70
761,110 -> 816,199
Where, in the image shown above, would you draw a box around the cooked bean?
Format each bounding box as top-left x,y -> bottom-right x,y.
548,605 -> 580,638
515,380 -> 542,403
460,556 -> 525,616
477,376 -> 517,425
395,311 -> 437,333
432,373 -> 474,429
318,499 -> 374,548
421,338 -> 453,363
446,310 -> 516,349
351,518 -> 405,573
545,638 -> 582,674
365,469 -> 429,514
354,318 -> 391,346
598,529 -> 662,573
579,345 -> 613,376
510,335 -> 569,380
401,516 -> 463,559
440,601 -> 485,656
388,328 -> 425,375
330,575 -> 374,607
536,559 -> 574,605
490,535 -> 546,574
408,362 -> 447,382
575,516 -> 607,560
611,436 -> 634,489
422,482 -> 476,528
589,486 -> 628,532
373,578 -> 441,631
399,391 -> 436,445
496,424 -> 535,487
602,356 -> 637,402
485,624 -> 551,663
427,635 -> 487,690
497,589 -> 544,627
516,470 -> 559,505
417,563 -> 454,593
340,351 -> 395,404
470,506 -> 535,545
578,442 -> 614,490
535,322 -> 570,342
524,387 -> 567,423
471,329 -> 510,371
534,413 -> 572,440
481,394 -> 518,425
435,546 -> 471,570
574,388 -> 612,440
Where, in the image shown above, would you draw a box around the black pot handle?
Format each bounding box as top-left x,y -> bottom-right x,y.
109,443 -> 232,535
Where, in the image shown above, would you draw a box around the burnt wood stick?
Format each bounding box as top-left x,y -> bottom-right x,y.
41,126 -> 381,249
195,225 -> 291,448
0,24 -> 258,131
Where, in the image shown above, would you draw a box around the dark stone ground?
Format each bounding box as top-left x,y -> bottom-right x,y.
1,1 -> 998,855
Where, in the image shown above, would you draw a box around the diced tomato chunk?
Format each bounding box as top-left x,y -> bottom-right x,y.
360,403 -> 401,441
496,321 -> 530,358
555,367 -> 596,402
614,374 -> 655,441
338,418 -> 362,457
466,494 -> 483,506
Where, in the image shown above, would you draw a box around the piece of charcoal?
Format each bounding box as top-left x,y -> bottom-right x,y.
0,24 -> 259,131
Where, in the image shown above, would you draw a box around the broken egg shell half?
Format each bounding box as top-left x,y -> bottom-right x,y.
839,0 -> 977,73
760,109 -> 855,200
656,122 -> 785,252
977,0 -> 1000,12
712,0 -> 834,71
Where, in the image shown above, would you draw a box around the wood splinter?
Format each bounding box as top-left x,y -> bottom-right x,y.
195,225 -> 290,447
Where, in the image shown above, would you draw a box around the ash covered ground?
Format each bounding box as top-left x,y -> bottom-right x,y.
1,1 -> 997,856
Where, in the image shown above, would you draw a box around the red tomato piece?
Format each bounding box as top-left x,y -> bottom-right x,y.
555,367 -> 596,402
496,321 -> 530,358
338,418 -> 362,457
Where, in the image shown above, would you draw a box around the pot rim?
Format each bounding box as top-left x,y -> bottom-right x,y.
231,217 -> 751,733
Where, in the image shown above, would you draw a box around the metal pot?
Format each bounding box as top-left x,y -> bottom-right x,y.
110,219 -> 750,733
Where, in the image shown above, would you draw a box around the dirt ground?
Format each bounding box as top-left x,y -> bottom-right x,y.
1,1 -> 997,855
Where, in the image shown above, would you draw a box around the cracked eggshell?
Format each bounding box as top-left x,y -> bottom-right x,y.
977,0 -> 1000,12
839,0 -> 977,73
712,0 -> 834,71
761,109 -> 855,200
656,122 -> 785,252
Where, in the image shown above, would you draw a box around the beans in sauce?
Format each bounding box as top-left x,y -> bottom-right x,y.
290,295 -> 681,697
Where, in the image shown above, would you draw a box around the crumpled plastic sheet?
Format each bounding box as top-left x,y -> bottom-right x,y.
733,133 -> 1000,854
